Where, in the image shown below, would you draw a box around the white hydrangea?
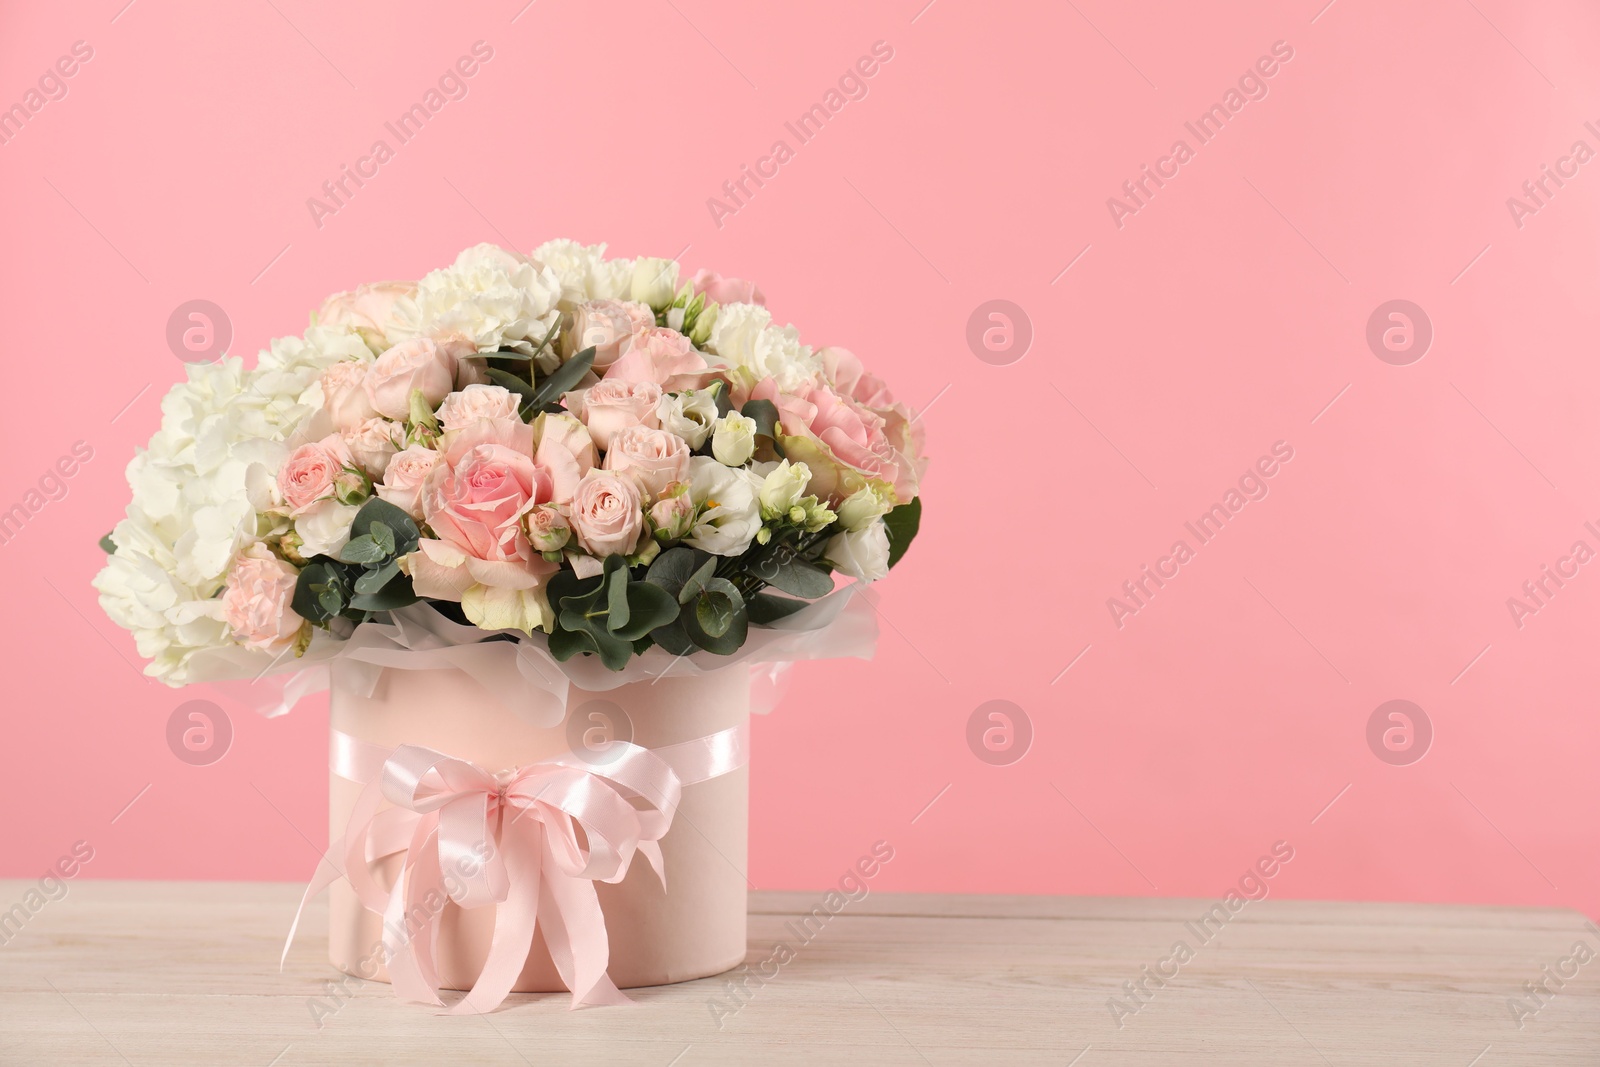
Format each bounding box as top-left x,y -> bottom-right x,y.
389,242 -> 562,358
93,326 -> 357,685
706,302 -> 821,392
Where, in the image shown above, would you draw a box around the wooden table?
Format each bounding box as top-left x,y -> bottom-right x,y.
1,881 -> 1596,1065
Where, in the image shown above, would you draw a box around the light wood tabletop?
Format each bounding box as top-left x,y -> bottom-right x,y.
1,880 -> 1596,1065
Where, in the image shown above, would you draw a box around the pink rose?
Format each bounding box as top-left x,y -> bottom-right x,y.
524,503 -> 572,552
569,469 -> 644,558
602,425 -> 691,500
364,338 -> 456,420
342,417 -> 404,479
408,420 -> 560,605
278,435 -> 357,516
689,268 -> 764,307
648,487 -> 694,540
750,378 -> 917,503
603,326 -> 713,391
570,300 -> 656,369
566,378 -> 661,450
221,544 -> 303,653
532,413 -> 597,494
375,444 -> 440,519
820,346 -> 928,493
318,281 -> 415,342
320,361 -> 378,432
436,384 -> 521,432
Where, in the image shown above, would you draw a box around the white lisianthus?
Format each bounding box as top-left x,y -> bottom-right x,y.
823,520 -> 891,582
684,456 -> 762,555
388,243 -> 563,362
758,459 -> 811,519
705,303 -> 820,392
630,256 -> 680,309
835,485 -> 894,531
711,412 -> 756,466
657,390 -> 719,449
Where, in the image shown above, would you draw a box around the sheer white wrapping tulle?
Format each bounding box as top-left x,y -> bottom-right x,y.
189,583 -> 877,725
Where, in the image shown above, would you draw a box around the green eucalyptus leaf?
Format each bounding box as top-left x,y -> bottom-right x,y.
291,561 -> 344,624
348,573 -> 417,612
351,498 -> 420,555
487,367 -> 537,402
684,578 -> 747,655
741,398 -> 780,441
606,561 -> 631,632
884,497 -> 921,569
337,535 -> 386,565
645,546 -> 710,599
548,624 -> 595,662
353,560 -> 400,594
747,591 -> 809,624
99,532 -> 117,554
613,581 -> 679,640
528,347 -> 595,411
677,556 -> 718,606
753,553 -> 834,599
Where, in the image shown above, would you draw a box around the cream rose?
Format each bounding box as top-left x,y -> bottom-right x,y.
320,360 -> 378,431
602,425 -> 691,500
375,444 -> 440,519
437,384 -> 521,431
277,435 -> 357,516
342,417 -> 404,479
364,338 -> 456,419
569,300 -> 655,369
569,469 -> 645,558
567,379 -> 662,450
711,413 -> 756,467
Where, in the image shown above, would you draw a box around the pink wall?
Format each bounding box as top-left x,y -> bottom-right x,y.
3,0 -> 1597,918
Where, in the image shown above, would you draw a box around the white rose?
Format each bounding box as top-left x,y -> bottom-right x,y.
657,390 -> 719,449
295,500 -> 361,558
758,460 -> 811,518
631,257 -> 680,308
823,521 -> 890,582
685,456 -> 762,555
711,413 -> 756,467
705,303 -> 819,391
436,384 -> 521,431
836,485 -> 893,531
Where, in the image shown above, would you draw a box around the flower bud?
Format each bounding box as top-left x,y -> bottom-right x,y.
524,504 -> 572,553
649,483 -> 695,541
836,485 -> 892,531
759,460 -> 811,520
631,257 -> 680,309
711,413 -> 757,467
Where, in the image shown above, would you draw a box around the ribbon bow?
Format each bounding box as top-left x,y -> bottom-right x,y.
283,723 -> 748,1013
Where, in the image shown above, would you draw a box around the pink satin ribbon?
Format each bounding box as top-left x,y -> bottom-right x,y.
282,722 -> 749,1013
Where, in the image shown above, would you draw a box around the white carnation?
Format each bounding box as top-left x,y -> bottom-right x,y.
706,303 -> 820,392
532,238 -> 635,303
389,242 -> 562,359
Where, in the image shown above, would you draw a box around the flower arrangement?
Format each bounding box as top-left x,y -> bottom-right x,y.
95,241 -> 925,683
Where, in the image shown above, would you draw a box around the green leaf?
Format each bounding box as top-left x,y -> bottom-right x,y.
741,399 -> 780,439
884,496 -> 922,569
613,581 -> 679,640
348,573 -> 417,612
710,380 -> 733,419
606,560 -> 631,632
747,591 -> 809,624
528,346 -> 596,413
353,560 -> 400,594
644,546 -> 711,600
487,367 -> 536,402
369,521 -> 396,557
350,498 -> 420,555
754,553 -> 834,599
684,579 -> 747,655
292,561 -> 346,624
98,532 -> 116,554
548,624 -> 595,662
337,535 -> 386,565
677,556 -> 718,606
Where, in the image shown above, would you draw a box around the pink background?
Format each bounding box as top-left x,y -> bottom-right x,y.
2,0 -> 1597,920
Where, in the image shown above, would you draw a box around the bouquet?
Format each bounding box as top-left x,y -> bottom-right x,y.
94,241 -> 926,684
